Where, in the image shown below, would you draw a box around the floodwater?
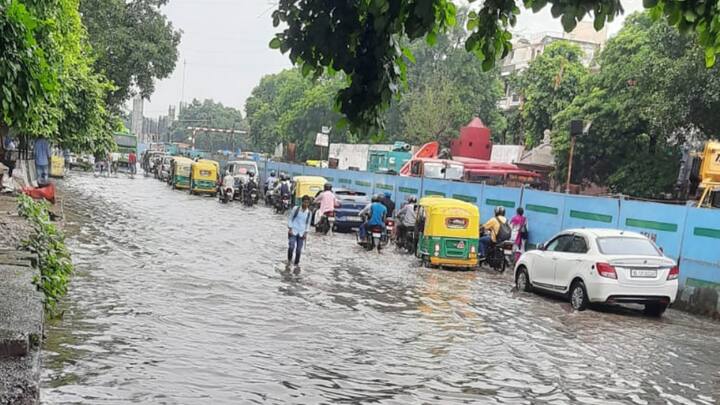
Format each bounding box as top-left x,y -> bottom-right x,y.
42,174 -> 720,404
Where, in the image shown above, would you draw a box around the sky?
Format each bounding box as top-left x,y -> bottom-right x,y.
142,0 -> 644,119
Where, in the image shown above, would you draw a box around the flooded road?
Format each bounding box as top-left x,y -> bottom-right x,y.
42,174 -> 720,404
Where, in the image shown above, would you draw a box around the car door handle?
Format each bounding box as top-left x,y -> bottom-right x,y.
552,257 -> 558,261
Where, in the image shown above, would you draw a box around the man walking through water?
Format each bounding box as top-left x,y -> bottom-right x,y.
287,195 -> 312,266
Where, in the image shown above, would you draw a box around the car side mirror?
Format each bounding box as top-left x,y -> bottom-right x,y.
537,242 -> 546,251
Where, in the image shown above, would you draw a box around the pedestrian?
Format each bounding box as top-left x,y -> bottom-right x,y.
287,195 -> 312,266
510,207 -> 529,262
34,137 -> 51,185
128,151 -> 137,175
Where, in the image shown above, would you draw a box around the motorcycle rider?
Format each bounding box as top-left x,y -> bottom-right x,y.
265,170 -> 278,195
314,183 -> 340,225
358,194 -> 388,242
221,170 -> 235,200
244,171 -> 259,202
381,191 -> 396,217
395,195 -> 417,245
273,174 -> 293,207
479,206 -> 508,259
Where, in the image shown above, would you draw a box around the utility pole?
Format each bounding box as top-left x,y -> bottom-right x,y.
180,59 -> 187,111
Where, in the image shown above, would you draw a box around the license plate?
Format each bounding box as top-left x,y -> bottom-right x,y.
372,233 -> 382,238
631,269 -> 657,278
328,217 -> 335,222
200,170 -> 210,176
348,216 -> 362,222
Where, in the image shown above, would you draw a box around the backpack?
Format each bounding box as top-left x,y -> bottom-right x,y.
280,182 -> 290,196
496,217 -> 512,242
519,221 -> 529,240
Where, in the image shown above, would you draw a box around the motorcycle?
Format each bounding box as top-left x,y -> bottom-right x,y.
385,218 -> 395,241
243,186 -> 258,207
395,226 -> 417,254
219,184 -> 234,204
480,240 -> 514,272
315,211 -> 335,235
356,219 -> 391,252
275,194 -> 291,214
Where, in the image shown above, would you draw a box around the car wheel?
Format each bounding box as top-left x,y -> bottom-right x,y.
643,303 -> 668,317
515,267 -> 532,292
569,281 -> 589,311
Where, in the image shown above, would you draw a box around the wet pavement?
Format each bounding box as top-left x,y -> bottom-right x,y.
41,173 -> 720,404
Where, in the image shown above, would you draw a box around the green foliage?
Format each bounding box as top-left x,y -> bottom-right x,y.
79,0 -> 181,109
514,41 -> 589,147
271,0 -> 720,132
17,195 -> 73,314
245,70 -> 349,160
169,99 -> 247,152
0,0 -> 119,154
252,15 -> 504,155
553,12 -> 720,197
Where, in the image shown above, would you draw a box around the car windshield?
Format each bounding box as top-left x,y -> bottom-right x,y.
236,164 -> 256,173
596,237 -> 661,256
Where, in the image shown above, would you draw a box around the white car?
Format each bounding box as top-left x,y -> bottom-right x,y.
514,229 -> 679,316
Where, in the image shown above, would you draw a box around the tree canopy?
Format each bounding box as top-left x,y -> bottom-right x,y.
552,12 -> 720,197
271,0 -> 720,133
513,41 -> 589,147
79,0 -> 182,109
0,0 -> 117,153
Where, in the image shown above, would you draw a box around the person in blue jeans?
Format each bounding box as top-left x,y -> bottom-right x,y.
287,195 -> 312,266
358,194 -> 388,240
34,137 -> 51,185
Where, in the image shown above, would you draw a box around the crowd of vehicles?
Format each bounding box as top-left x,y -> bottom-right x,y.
142,158 -> 680,317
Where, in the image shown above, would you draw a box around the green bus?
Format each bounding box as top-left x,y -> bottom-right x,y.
114,132 -> 138,170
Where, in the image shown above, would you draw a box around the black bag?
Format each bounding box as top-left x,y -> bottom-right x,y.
496,218 -> 512,242
520,222 -> 529,240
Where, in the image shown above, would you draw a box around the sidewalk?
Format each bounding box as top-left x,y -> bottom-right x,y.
0,195 -> 44,405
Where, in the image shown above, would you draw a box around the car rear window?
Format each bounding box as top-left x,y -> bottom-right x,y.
336,190 -> 366,196
596,237 -> 661,256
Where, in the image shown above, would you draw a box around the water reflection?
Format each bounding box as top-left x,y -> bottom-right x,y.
41,173 -> 720,404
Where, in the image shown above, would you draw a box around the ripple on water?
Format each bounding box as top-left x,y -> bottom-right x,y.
40,173 -> 720,404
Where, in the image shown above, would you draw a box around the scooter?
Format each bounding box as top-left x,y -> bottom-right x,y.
315,211 -> 335,235
275,194 -> 291,214
243,186 -> 258,207
395,227 -> 416,254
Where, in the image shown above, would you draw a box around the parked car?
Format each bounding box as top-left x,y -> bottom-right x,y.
514,229 -> 679,316
333,189 -> 370,232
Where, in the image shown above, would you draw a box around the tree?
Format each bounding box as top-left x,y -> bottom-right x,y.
245,69 -> 351,160
553,12 -> 720,197
80,0 -> 181,109
0,0 -> 116,154
270,0 -> 720,133
515,41 -> 588,147
169,99 -> 247,152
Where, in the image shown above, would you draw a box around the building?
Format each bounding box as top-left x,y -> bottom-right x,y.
498,21 -> 608,110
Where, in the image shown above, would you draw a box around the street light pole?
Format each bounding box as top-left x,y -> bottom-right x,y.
566,135 -> 576,193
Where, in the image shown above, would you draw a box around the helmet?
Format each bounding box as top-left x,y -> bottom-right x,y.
270,170 -> 276,177
324,183 -> 332,191
407,195 -> 417,203
248,172 -> 255,178
384,191 -> 391,198
494,206 -> 506,216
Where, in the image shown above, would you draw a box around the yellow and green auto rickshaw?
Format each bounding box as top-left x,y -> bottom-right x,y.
189,160 -> 218,196
416,197 -> 480,269
170,157 -> 193,190
292,175 -> 327,205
